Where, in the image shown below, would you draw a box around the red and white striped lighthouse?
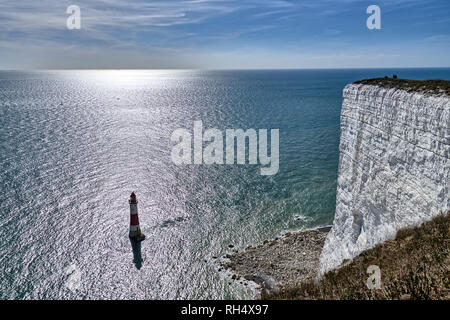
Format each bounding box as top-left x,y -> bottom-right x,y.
129,192 -> 145,241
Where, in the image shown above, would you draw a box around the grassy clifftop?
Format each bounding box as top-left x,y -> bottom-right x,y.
264,212 -> 450,300
354,78 -> 450,96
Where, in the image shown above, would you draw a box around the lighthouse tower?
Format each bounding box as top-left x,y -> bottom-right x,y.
129,192 -> 145,241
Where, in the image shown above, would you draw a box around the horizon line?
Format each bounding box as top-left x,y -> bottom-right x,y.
1,66 -> 450,72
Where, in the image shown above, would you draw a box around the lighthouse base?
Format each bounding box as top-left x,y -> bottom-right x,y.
129,233 -> 146,242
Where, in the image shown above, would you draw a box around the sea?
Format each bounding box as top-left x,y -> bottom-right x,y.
1,68 -> 449,299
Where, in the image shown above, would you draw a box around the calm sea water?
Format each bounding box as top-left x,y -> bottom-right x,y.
1,68 -> 449,299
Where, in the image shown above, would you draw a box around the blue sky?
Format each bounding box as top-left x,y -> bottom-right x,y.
0,0 -> 449,69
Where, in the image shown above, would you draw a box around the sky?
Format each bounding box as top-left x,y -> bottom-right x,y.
0,0 -> 449,69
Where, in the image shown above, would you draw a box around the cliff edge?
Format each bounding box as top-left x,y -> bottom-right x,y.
319,79 -> 450,274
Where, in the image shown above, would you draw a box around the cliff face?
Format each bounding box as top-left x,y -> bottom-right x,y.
319,83 -> 450,274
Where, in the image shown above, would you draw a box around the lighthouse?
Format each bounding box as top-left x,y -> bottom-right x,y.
129,192 -> 145,241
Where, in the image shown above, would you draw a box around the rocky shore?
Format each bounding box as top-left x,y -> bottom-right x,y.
221,226 -> 331,294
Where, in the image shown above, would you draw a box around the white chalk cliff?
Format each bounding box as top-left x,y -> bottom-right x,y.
319,83 -> 450,274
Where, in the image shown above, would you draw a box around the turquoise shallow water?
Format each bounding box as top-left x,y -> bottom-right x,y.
1,68 -> 449,299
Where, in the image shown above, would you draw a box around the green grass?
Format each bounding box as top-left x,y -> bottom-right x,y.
263,212 -> 450,300
354,78 -> 450,95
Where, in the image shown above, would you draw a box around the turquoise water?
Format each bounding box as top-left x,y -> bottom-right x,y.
1,68 -> 449,299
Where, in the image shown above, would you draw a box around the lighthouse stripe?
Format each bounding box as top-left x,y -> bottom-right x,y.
130,214 -> 140,226
130,204 -> 138,215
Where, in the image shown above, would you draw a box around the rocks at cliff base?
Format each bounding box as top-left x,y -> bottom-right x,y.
222,228 -> 329,293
